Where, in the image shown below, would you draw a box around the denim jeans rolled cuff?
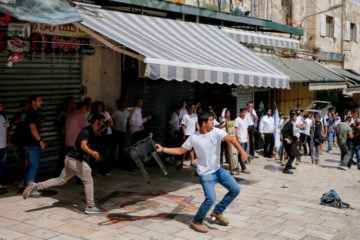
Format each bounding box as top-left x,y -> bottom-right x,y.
24,146 -> 42,187
193,168 -> 240,223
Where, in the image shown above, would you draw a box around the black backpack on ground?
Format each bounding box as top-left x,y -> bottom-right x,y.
320,189 -> 350,209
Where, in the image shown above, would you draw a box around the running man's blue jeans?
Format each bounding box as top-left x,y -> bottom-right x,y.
24,146 -> 41,187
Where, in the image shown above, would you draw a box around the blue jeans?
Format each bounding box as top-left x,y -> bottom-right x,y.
193,167 -> 240,223
327,130 -> 335,152
351,145 -> 360,169
24,146 -> 42,187
237,143 -> 248,170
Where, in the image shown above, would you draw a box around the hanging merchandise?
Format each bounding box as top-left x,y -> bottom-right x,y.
6,51 -> 25,67
0,13 -> 10,26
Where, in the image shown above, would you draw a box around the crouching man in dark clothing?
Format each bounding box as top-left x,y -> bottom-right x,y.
22,114 -> 105,215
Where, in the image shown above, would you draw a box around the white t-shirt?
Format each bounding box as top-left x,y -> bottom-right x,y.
182,128 -> 227,176
169,111 -> 180,131
304,118 -> 312,136
234,117 -> 248,143
112,109 -> 129,133
246,109 -> 257,126
181,113 -> 198,136
259,115 -> 274,134
179,108 -> 187,121
0,114 -> 9,148
102,111 -> 113,135
295,116 -> 304,134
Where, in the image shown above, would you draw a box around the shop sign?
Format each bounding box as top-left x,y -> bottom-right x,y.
7,22 -> 31,38
318,51 -> 345,62
31,23 -> 88,37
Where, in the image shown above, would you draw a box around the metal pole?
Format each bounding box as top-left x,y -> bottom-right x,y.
340,0 -> 345,68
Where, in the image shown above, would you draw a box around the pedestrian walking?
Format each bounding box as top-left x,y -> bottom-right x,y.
20,95 -> 46,188
281,111 -> 302,174
0,100 -> 10,192
334,116 -> 353,170
155,112 -> 248,233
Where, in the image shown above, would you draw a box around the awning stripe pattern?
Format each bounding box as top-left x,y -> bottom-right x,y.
332,68 -> 360,96
260,55 -> 346,90
79,8 -> 290,89
222,27 -> 300,49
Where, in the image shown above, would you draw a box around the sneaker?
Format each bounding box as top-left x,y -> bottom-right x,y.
283,169 -> 294,174
281,159 -> 287,166
210,211 -> 229,225
241,169 -> 250,174
190,221 -> 208,233
176,163 -> 183,169
22,182 -> 37,199
84,206 -> 101,214
338,165 -> 349,171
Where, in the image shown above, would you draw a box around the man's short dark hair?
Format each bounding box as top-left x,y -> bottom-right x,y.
198,112 -> 212,127
345,116 -> 352,122
19,99 -> 30,108
89,113 -> 105,124
240,108 -> 247,113
134,97 -> 143,104
29,95 -> 41,102
76,100 -> 87,110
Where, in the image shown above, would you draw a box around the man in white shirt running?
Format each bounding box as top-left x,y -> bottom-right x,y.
155,112 -> 247,233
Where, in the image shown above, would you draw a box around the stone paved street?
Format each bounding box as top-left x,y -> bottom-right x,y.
0,145 -> 359,240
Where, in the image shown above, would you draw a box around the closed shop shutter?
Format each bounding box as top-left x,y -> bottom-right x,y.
124,77 -> 199,144
0,53 -> 82,174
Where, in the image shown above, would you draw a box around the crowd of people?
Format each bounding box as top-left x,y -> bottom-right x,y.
0,95 -> 359,233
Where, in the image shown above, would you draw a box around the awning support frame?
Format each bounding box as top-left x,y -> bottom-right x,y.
74,22 -> 145,61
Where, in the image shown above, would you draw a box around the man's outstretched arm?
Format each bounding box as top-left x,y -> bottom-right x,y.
155,144 -> 188,156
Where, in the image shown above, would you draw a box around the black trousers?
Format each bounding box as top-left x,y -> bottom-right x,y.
248,126 -> 256,156
263,133 -> 274,158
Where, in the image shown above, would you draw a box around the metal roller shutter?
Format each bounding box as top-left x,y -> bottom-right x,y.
0,52 -> 83,175
125,77 -> 199,144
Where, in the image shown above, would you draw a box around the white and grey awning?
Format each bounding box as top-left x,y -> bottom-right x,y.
77,7 -> 290,89
221,27 -> 300,49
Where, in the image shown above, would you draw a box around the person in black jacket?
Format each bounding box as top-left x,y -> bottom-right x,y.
281,111 -> 302,174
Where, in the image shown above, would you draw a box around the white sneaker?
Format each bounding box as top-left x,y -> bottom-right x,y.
338,165 -> 349,171
84,206 -> 101,214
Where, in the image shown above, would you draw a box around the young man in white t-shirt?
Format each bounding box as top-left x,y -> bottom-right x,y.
155,112 -> 247,233
179,103 -> 199,169
234,108 -> 250,173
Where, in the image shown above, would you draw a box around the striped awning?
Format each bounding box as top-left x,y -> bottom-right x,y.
77,7 -> 290,89
332,68 -> 360,96
222,27 -> 300,49
260,55 -> 346,90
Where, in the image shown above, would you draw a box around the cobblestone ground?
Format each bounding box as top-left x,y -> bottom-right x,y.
0,144 -> 359,240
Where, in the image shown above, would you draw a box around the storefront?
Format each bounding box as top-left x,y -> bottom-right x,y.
76,6 -> 290,141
